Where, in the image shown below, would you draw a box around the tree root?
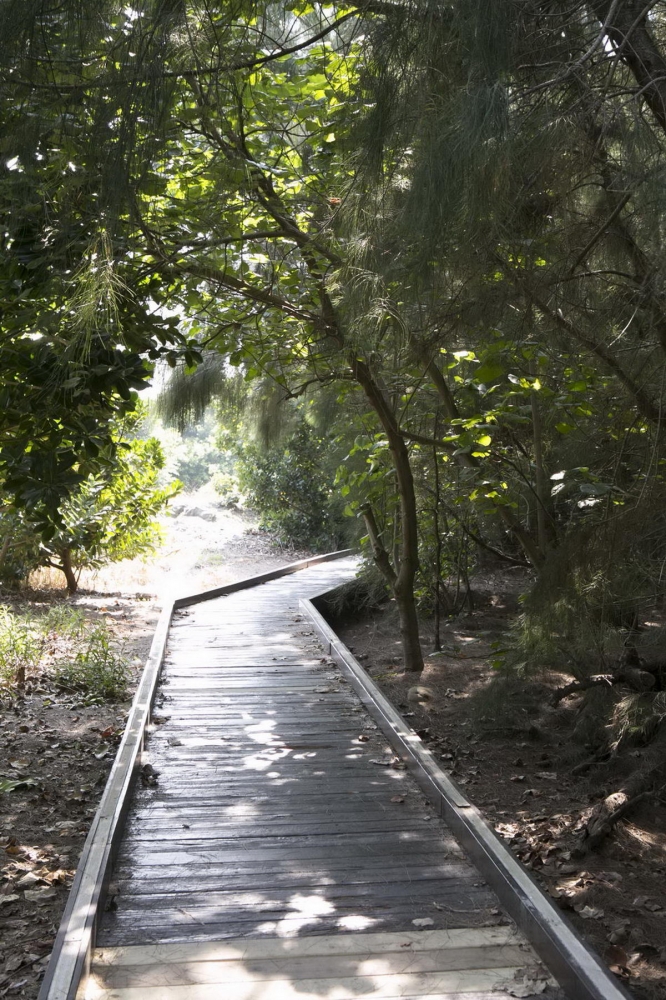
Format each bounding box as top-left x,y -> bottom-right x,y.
579,724 -> 666,853
581,789 -> 657,853
552,651 -> 660,706
552,674 -> 614,705
571,748 -> 611,776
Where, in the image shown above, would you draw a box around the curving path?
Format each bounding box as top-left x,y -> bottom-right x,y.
82,556 -> 559,1000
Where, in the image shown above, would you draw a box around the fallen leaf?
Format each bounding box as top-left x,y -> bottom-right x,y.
0,894 -> 20,906
504,982 -> 547,997
411,917 -> 434,927
16,872 -> 42,888
357,735 -> 370,743
390,796 -> 405,803
577,905 -> 604,920
44,869 -> 71,885
0,777 -> 39,794
24,888 -> 57,903
608,919 -> 631,944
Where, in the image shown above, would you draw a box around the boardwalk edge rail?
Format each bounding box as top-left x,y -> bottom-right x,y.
300,586 -> 633,1000
37,549 -> 354,1000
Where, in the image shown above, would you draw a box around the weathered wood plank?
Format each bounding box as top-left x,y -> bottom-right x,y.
112,864 -> 482,895
93,928 -> 523,966
112,877 -> 494,910
111,855 -> 462,879
97,912 -> 505,947
122,818 -> 438,840
84,966 -> 534,1000
90,948 -> 535,990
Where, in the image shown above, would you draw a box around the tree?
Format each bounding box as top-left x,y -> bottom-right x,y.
0,1 -> 431,670
7,0 -> 666,699
0,418 -> 180,593
0,2 -> 202,538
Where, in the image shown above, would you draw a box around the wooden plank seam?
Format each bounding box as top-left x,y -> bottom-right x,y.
37,550 -> 354,1000
299,589 -> 633,1000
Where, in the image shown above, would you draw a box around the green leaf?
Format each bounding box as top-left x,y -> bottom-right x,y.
0,776 -> 39,793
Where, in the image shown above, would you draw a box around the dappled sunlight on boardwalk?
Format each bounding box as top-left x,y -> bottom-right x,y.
89,557 -> 554,999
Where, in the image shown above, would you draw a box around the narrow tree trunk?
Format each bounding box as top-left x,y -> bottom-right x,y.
394,572 -> 425,675
0,535 -> 10,569
59,548 -> 78,594
353,358 -> 424,675
529,353 -> 551,556
360,502 -> 424,675
590,0 -> 666,137
432,426 -> 445,651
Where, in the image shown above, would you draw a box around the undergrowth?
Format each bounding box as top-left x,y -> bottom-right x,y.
0,603 -> 129,703
318,566 -> 388,619
52,623 -> 129,702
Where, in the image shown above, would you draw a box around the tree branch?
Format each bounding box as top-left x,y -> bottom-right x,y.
5,11 -> 359,93
532,293 -> 665,426
589,0 -> 666,135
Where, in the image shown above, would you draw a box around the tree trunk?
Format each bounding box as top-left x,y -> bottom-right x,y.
432,429 -> 445,652
590,0 -> 666,137
59,548 -> 78,594
394,571 -> 425,675
530,363 -> 551,554
0,535 -> 10,570
352,357 -> 424,675
360,500 -> 424,675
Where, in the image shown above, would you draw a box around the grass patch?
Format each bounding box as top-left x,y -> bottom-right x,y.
0,606 -> 44,689
0,603 -> 129,703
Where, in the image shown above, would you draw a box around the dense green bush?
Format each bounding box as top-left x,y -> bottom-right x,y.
236,424 -> 346,551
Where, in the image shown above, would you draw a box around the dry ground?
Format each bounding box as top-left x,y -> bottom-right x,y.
331,581 -> 666,1000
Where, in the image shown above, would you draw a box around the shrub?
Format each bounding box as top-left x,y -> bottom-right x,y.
211,471 -> 242,506
236,423 -> 345,551
52,621 -> 129,702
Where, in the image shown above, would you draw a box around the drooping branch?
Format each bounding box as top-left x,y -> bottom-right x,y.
442,505 -> 531,568
590,0 -> 666,136
532,294 -> 665,426
4,11 -> 360,93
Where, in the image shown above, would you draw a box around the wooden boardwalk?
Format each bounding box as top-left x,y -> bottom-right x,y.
83,556 -> 561,1000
